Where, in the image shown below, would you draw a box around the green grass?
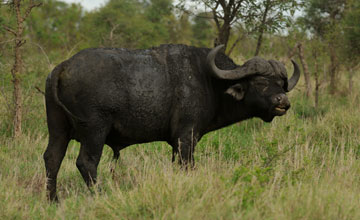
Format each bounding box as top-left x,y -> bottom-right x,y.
1,67 -> 360,219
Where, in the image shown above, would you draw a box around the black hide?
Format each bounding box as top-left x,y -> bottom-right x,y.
43,44 -> 299,201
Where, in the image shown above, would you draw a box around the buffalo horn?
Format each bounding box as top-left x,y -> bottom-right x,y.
287,60 -> 301,91
207,45 -> 255,80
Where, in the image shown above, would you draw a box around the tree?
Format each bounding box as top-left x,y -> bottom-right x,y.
81,0 -> 143,48
252,0 -> 300,56
309,37 -> 327,108
145,0 -> 173,23
82,0 -> 177,49
178,0 -> 299,53
27,0 -> 84,53
178,0 -> 253,50
2,0 -> 41,138
174,13 -> 193,45
341,0 -> 360,93
295,42 -> 312,98
191,12 -> 215,47
302,0 -> 347,94
143,0 -> 175,45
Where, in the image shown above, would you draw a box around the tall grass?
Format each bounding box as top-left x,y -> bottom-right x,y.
1,62 -> 360,219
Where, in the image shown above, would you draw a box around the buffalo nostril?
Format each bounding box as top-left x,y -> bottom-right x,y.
275,95 -> 284,104
273,94 -> 289,107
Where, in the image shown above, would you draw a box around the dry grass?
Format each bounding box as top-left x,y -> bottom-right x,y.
1,69 -> 360,219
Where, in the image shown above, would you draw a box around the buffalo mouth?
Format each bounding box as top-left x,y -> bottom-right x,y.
262,104 -> 290,122
273,105 -> 289,116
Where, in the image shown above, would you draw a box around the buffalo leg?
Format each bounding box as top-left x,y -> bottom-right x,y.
171,131 -> 198,168
108,144 -> 120,161
113,150 -> 120,161
171,147 -> 178,163
44,135 -> 70,202
43,99 -> 71,202
108,144 -> 122,173
76,128 -> 108,188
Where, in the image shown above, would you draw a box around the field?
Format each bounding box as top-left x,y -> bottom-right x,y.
0,0 -> 359,218
1,61 -> 360,219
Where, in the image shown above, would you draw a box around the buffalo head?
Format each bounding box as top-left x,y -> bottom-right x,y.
207,45 -> 300,122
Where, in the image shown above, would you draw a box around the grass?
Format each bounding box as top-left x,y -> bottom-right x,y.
1,64 -> 360,219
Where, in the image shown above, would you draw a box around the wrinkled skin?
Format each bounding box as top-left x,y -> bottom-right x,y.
43,44 -> 299,201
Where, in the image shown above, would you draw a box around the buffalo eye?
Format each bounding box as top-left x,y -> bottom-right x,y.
276,80 -> 284,88
277,79 -> 289,91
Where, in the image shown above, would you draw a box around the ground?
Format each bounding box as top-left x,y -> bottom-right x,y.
1,84 -> 360,219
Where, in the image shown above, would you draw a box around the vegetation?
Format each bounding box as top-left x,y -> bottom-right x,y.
1,0 -> 360,219
2,0 -> 41,138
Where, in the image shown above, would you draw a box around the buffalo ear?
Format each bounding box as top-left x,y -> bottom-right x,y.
226,84 -> 245,100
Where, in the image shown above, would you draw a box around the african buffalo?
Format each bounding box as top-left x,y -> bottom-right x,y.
43,44 -> 300,201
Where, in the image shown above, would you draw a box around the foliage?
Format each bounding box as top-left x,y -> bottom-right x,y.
191,12 -> 215,47
177,0 -> 299,54
300,0 -> 355,94
28,0 -> 84,51
80,0 -> 181,49
341,0 -> 360,66
1,0 -> 360,218
245,0 -> 300,34
302,0 -> 347,38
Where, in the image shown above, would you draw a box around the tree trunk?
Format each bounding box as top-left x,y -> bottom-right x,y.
210,0 -> 246,52
313,54 -> 320,109
214,23 -> 231,51
12,76 -> 22,138
12,0 -> 25,138
329,45 -> 338,95
212,2 -> 232,51
314,73 -> 320,109
288,43 -> 299,59
254,0 -> 271,56
12,36 -> 24,138
348,67 -> 354,95
254,29 -> 264,56
297,43 -> 312,98
3,0 -> 41,138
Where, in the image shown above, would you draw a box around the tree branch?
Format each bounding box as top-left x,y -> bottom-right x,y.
288,43 -> 300,59
230,1 -> 243,21
218,0 -> 227,11
0,39 -> 15,45
17,39 -> 26,47
212,8 -> 221,30
2,25 -> 17,36
23,1 -> 42,20
35,86 -> 45,95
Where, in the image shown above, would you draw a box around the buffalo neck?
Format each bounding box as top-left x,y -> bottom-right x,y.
206,80 -> 254,133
